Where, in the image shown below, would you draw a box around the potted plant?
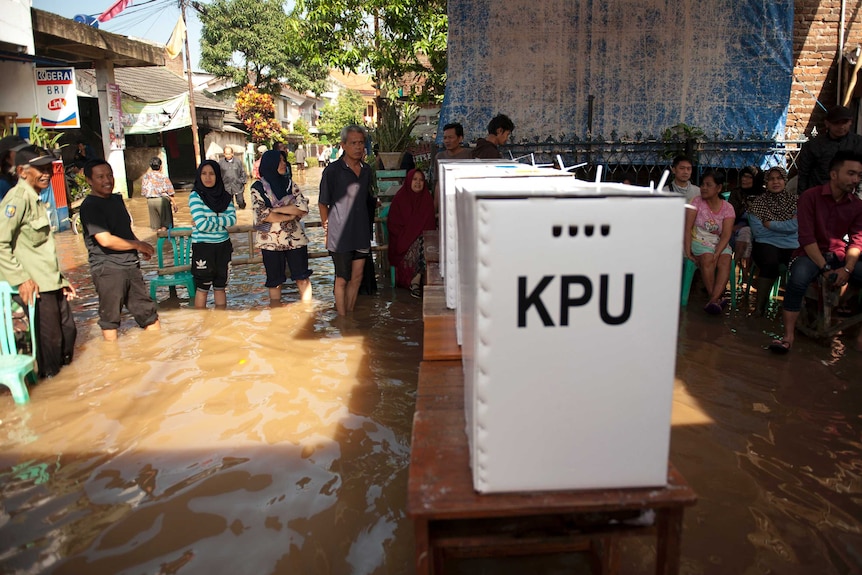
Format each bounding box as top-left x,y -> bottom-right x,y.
373,98 -> 419,170
27,115 -> 65,153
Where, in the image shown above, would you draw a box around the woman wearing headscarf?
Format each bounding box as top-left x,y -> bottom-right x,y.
727,166 -> 762,287
387,169 -> 435,297
251,150 -> 312,305
189,160 -> 236,309
140,156 -> 176,231
747,166 -> 798,315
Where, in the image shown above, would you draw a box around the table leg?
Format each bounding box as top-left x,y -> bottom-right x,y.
600,535 -> 620,575
655,507 -> 684,575
414,518 -> 430,575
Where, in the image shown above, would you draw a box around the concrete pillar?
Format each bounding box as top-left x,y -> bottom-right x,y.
94,59 -> 128,196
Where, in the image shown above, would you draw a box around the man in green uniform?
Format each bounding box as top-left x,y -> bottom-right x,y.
0,147 -> 77,378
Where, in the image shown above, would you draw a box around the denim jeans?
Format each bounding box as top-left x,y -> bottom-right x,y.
784,253 -> 862,312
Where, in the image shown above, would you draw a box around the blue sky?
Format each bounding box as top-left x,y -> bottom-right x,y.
32,0 -> 204,69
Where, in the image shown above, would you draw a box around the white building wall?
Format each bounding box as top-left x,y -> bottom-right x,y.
0,61 -> 39,134
0,0 -> 34,55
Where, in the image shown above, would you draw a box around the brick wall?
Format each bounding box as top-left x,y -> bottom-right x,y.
164,49 -> 186,78
789,0 -> 862,139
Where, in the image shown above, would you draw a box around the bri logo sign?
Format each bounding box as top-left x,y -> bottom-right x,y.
517,274 -> 634,327
34,67 -> 80,129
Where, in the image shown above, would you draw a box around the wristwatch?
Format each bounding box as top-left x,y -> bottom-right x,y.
820,263 -> 831,275
844,267 -> 852,274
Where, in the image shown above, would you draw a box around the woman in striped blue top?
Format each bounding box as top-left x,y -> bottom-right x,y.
189,160 -> 237,309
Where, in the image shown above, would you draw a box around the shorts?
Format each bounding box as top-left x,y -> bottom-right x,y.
90,263 -> 159,330
192,239 -> 233,291
262,247 -> 313,287
330,249 -> 370,281
691,241 -> 733,257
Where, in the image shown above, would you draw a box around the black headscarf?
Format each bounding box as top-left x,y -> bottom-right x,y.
747,167 -> 796,223
258,150 -> 292,204
193,160 -> 232,213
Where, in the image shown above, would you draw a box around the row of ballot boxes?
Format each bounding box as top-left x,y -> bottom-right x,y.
436,160 -> 687,494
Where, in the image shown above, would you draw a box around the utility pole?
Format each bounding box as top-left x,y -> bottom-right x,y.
181,0 -> 201,166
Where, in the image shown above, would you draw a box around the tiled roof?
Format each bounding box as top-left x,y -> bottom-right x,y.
79,67 -> 232,111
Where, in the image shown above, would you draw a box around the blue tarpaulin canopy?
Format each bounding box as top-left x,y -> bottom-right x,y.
440,0 -> 794,145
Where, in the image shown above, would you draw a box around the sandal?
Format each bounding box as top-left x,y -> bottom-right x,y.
768,339 -> 791,355
704,302 -> 722,315
410,283 -> 422,299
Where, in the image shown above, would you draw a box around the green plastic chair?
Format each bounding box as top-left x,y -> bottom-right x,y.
750,263 -> 787,301
0,281 -> 37,405
680,258 -> 697,307
149,227 -> 196,301
730,259 -> 786,310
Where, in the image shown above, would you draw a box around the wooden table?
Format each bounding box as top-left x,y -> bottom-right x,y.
421,286 -> 460,361
407,361 -> 697,574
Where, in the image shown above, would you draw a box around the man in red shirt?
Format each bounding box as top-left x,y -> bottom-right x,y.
770,151 -> 862,353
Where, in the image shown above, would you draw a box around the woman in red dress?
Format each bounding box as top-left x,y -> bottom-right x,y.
387,169 -> 436,297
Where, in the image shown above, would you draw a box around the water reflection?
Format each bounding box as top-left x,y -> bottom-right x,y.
1,168 -> 861,574
1,168 -> 421,574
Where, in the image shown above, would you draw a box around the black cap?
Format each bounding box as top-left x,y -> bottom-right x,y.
14,146 -> 54,168
826,105 -> 853,123
0,135 -> 26,156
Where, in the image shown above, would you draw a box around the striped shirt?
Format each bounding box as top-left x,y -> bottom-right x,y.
189,191 -> 236,244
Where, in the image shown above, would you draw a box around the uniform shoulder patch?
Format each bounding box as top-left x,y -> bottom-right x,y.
4,205 -> 16,218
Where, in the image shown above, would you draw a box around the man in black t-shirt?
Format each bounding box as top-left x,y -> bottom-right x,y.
80,160 -> 160,341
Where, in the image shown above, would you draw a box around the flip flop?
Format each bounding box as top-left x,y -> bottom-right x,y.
768,340 -> 791,354
704,302 -> 722,315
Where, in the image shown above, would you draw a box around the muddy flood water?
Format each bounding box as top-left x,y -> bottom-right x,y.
1,166 -> 861,575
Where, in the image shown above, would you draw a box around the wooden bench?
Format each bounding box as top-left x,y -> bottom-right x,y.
408,360 -> 698,574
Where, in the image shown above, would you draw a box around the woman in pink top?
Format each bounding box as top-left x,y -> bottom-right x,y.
684,170 -> 736,314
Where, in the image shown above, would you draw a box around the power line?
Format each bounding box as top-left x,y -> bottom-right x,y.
105,0 -> 177,36
139,3 -> 178,39
95,0 -> 174,29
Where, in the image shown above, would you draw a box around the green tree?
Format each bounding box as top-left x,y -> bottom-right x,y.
317,89 -> 368,142
196,0 -> 329,96
293,117 -> 311,142
294,0 -> 448,102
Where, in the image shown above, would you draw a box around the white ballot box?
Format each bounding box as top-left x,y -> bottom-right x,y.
455,176 -> 686,493
437,160 -> 574,312
437,161 -> 575,347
